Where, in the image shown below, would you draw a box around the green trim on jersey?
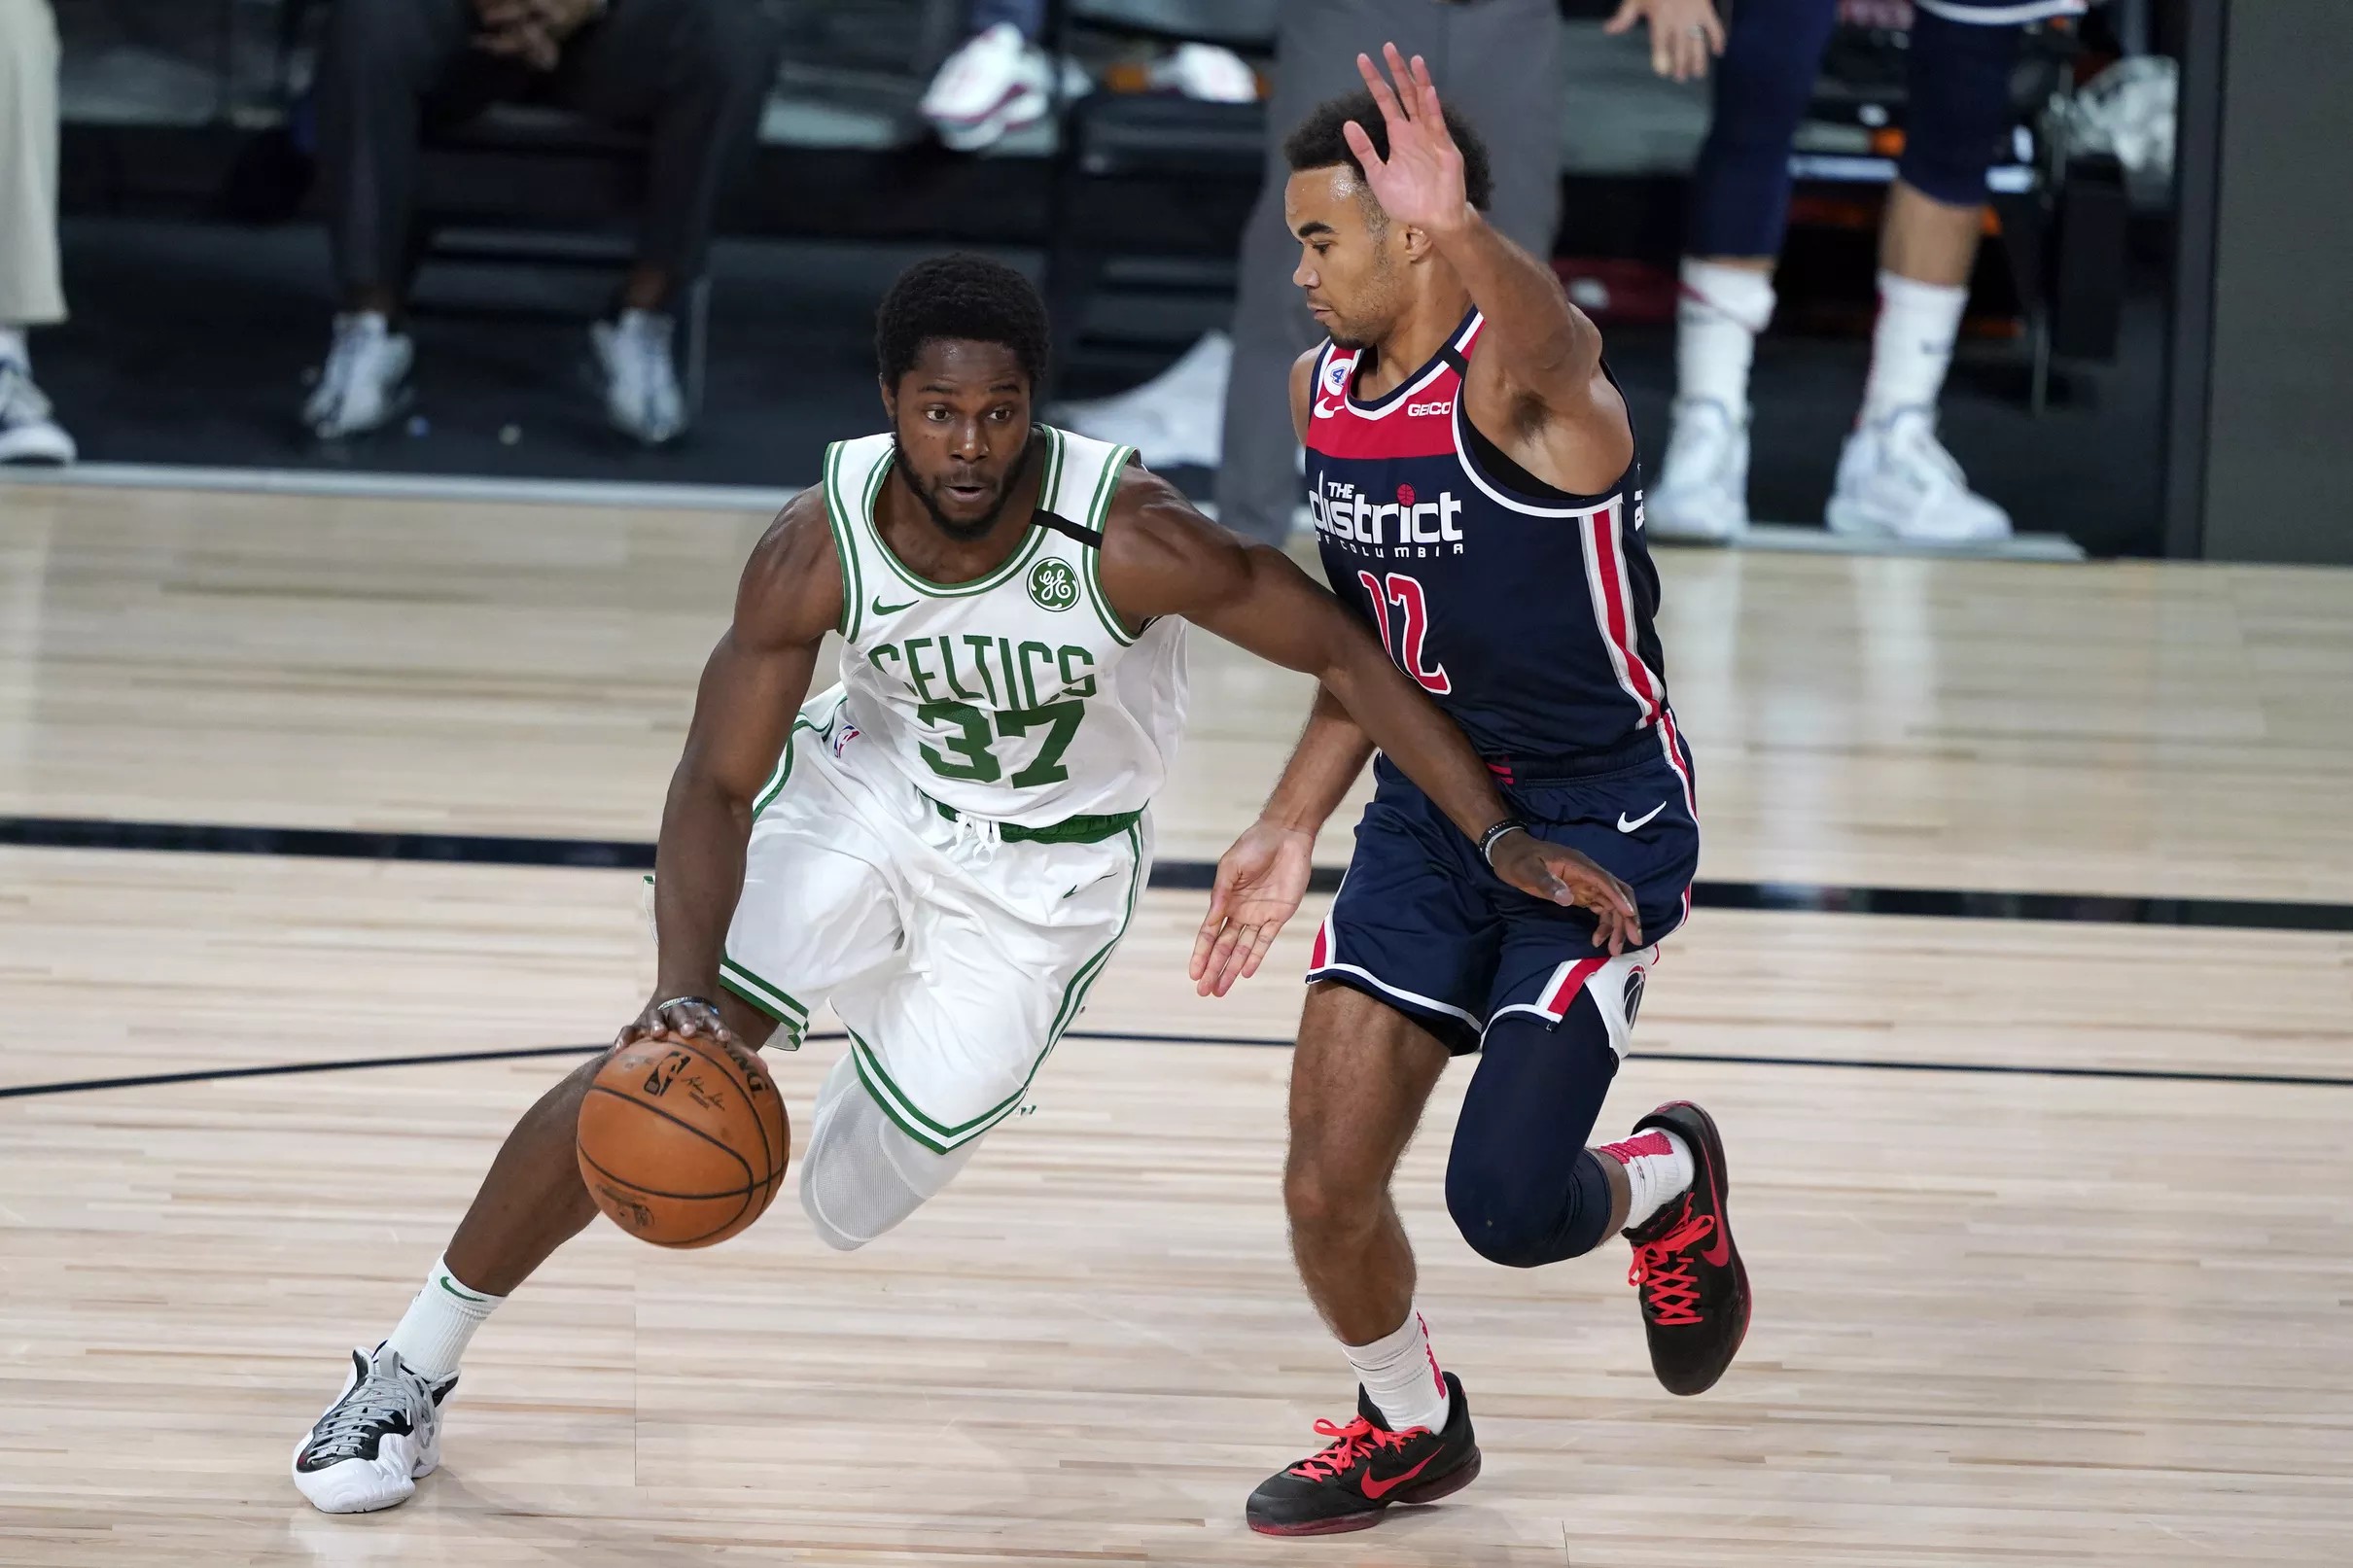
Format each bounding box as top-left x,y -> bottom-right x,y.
750,711 -> 826,819
1047,821 -> 1144,1042
719,958 -> 810,1031
822,441 -> 865,641
1080,443 -> 1140,645
865,427 -> 1062,600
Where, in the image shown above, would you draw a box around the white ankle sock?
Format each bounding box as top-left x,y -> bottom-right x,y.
1598,1127 -> 1695,1233
384,1255 -> 503,1382
0,327 -> 26,370
1676,259 -> 1775,417
1344,1307 -> 1450,1434
1860,269 -> 1966,427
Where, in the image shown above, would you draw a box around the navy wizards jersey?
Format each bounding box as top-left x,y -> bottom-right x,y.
1305,308 -> 1690,780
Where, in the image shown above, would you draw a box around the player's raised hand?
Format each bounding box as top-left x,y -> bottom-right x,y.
1344,44 -> 1473,236
1487,833 -> 1645,956
1189,819 -> 1317,997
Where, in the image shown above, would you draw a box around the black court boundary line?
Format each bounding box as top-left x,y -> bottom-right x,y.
5,1028 -> 2350,1102
6,814 -> 2353,933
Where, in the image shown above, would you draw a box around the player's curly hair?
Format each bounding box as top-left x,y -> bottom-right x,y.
874,253 -> 1051,390
1283,88 -> 1493,213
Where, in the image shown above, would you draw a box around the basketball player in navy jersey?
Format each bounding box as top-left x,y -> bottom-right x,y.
1190,48 -> 1750,1535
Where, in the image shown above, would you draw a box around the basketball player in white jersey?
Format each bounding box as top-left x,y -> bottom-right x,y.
290,253 -> 1640,1514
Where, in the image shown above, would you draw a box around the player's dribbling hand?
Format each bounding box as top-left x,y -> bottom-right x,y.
1343,45 -> 1474,237
1488,834 -> 1646,956
614,994 -> 742,1055
1189,819 -> 1316,997
1602,0 -> 1727,84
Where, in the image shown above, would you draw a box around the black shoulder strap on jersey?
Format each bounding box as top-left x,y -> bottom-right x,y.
1439,345 -> 1469,376
1032,509 -> 1102,549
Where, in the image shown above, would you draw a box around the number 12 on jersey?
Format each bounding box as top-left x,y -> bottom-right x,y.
1356,571 -> 1451,695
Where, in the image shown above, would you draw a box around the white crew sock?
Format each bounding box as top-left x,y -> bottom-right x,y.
0,328 -> 26,370
1344,1307 -> 1450,1434
1859,269 -> 1967,428
383,1255 -> 504,1382
1675,259 -> 1775,417
1597,1126 -> 1696,1233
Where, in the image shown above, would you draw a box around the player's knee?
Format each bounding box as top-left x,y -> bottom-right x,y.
1282,1155 -> 1384,1242
1897,12 -> 2020,206
797,1056 -> 977,1251
1445,1158 -> 1551,1269
1446,1148 -> 1615,1270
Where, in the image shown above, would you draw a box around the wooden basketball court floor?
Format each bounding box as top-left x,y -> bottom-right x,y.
3,480 -> 2350,1566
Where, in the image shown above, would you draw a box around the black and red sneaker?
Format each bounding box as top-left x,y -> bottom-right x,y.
1245,1372 -> 1482,1537
1624,1099 -> 1751,1396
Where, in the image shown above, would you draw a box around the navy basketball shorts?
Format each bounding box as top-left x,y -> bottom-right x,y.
1305,735 -> 1700,1057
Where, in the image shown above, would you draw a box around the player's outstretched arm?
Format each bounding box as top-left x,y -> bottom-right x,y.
1189,685 -> 1370,996
1102,473 -> 1643,960
631,492 -> 842,1048
1344,45 -> 1632,483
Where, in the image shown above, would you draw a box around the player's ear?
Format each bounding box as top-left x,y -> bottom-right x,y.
878,375 -> 897,423
1400,223 -> 1438,264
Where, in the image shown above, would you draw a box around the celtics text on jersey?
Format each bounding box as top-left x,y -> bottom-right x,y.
817,425 -> 1190,829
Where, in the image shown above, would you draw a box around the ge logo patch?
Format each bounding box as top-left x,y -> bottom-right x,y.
1028,557 -> 1080,611
1323,360 -> 1350,393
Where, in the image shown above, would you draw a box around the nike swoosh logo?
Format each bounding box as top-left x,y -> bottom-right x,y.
1617,802 -> 1666,833
1360,1453 -> 1436,1500
1699,1123 -> 1732,1266
870,597 -> 916,616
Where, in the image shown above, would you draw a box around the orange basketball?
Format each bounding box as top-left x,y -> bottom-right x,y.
576,1033 -> 790,1248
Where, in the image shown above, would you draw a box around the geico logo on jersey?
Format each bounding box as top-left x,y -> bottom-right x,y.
1406,401 -> 1453,417
1308,476 -> 1466,557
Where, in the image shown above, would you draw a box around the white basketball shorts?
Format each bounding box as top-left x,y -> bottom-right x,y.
720,690 -> 1150,1155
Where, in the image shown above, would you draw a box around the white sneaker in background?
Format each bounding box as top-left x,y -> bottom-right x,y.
1645,398 -> 1748,543
0,359 -> 76,465
1149,43 -> 1258,103
1826,406 -> 2013,543
590,308 -> 687,446
291,1343 -> 456,1515
303,312 -> 413,440
1051,331 -> 1230,470
922,23 -> 1053,152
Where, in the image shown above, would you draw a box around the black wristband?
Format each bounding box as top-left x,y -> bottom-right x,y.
1478,819 -> 1528,868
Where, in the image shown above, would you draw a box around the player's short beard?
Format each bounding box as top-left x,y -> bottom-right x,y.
893,432 -> 1034,542
1326,243 -> 1392,351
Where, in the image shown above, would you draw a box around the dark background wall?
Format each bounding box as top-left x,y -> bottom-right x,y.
2190,0 -> 2353,565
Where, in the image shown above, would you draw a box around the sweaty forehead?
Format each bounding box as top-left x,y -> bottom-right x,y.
1284,166 -> 1378,236
904,338 -> 1028,392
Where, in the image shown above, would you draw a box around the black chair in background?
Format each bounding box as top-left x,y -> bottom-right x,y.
1038,0 -> 1275,392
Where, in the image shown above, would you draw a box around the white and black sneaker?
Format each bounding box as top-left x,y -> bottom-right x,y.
588,308 -> 687,446
304,312 -> 415,440
0,359 -> 76,465
291,1343 -> 455,1514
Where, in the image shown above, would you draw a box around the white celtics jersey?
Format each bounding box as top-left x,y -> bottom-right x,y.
820,425 -> 1188,828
